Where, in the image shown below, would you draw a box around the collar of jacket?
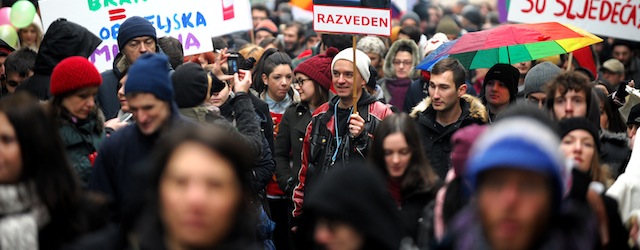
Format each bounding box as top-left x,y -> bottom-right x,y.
410,94 -> 488,132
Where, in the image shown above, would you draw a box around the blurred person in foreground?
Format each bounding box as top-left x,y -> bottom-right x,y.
441,116 -> 599,250
0,93 -> 108,249
298,162 -> 404,250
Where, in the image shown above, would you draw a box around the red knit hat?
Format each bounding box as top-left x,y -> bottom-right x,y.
50,56 -> 102,96
294,47 -> 339,91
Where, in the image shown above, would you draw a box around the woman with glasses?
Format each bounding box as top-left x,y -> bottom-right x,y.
379,39 -> 421,112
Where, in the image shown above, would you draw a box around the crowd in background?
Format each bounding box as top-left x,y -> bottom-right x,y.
1,0 -> 640,249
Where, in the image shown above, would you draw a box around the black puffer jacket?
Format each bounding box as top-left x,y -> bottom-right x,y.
410,95 -> 488,179
16,18 -> 102,100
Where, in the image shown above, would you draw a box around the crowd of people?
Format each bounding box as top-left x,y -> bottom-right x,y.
1,0 -> 640,249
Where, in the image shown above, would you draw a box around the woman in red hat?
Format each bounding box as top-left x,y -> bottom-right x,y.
49,56 -> 105,186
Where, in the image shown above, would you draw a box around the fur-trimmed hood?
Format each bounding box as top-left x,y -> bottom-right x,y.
383,39 -> 421,80
409,94 -> 489,123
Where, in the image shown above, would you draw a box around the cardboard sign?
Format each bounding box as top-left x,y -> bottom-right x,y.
508,0 -> 640,42
313,4 -> 391,36
39,0 -> 252,71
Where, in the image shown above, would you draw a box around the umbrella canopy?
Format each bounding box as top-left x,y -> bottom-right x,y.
415,39 -> 457,71
417,22 -> 603,70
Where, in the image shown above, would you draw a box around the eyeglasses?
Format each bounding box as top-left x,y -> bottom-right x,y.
293,78 -> 311,87
392,60 -> 413,66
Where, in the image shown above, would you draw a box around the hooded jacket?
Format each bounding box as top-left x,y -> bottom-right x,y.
410,95 -> 488,179
303,162 -> 404,250
292,92 -> 392,219
15,18 -> 102,100
380,39 -> 421,111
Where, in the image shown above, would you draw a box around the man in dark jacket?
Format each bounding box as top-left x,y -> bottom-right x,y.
15,18 -> 101,100
410,58 -> 488,179
97,16 -> 164,119
480,63 -> 519,122
88,53 -> 184,225
292,48 -> 393,220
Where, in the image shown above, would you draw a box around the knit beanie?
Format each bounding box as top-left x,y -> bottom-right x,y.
451,124 -> 488,176
524,62 -> 562,98
254,19 -> 278,37
117,16 -> 157,51
628,104 -> 640,126
558,117 -> 601,152
436,15 -> 461,38
294,47 -> 338,91
467,117 -> 566,205
356,36 -> 386,58
50,56 -> 102,96
331,47 -> 371,83
461,5 -> 483,27
125,53 -> 173,101
483,63 -> 519,103
172,62 -> 209,108
400,11 -> 420,26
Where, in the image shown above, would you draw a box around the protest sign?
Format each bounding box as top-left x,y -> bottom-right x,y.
39,0 -> 252,71
313,0 -> 391,36
508,0 -> 640,42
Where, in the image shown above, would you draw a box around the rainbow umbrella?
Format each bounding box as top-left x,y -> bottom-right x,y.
415,39 -> 458,71
429,22 -> 603,70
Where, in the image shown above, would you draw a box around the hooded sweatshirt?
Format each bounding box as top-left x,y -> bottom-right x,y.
15,18 -> 102,100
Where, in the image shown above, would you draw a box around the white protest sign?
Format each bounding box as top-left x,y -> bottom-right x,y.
39,0 -> 252,72
313,5 -> 391,36
508,0 -> 640,42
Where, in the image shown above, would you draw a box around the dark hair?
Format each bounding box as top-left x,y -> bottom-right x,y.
321,34 -> 352,51
4,48 -> 37,77
157,36 -> 184,70
285,21 -> 306,39
211,36 -> 228,51
136,126 -> 256,248
544,71 -> 593,116
50,90 -> 104,132
251,3 -> 270,17
431,58 -> 466,88
395,43 -> 414,55
399,26 -> 421,45
253,50 -> 292,94
309,81 -> 329,108
259,37 -> 285,52
595,88 -> 627,133
0,93 -> 83,229
370,113 -> 439,192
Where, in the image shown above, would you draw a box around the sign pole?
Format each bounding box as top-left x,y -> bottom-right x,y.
352,35 -> 358,114
566,52 -> 574,71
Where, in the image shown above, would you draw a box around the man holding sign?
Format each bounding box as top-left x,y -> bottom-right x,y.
292,48 -> 392,220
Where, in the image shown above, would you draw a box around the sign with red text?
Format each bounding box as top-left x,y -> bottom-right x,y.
508,0 -> 640,42
39,0 -> 252,71
313,5 -> 391,36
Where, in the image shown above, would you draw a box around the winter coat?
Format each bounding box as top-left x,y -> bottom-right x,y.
58,113 -> 105,186
607,140 -> 640,223
275,102 -> 313,195
396,183 -> 438,241
15,18 -> 101,100
600,129 -> 631,178
87,104 -> 194,224
218,93 -> 274,197
292,92 -> 392,219
410,95 -> 488,179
